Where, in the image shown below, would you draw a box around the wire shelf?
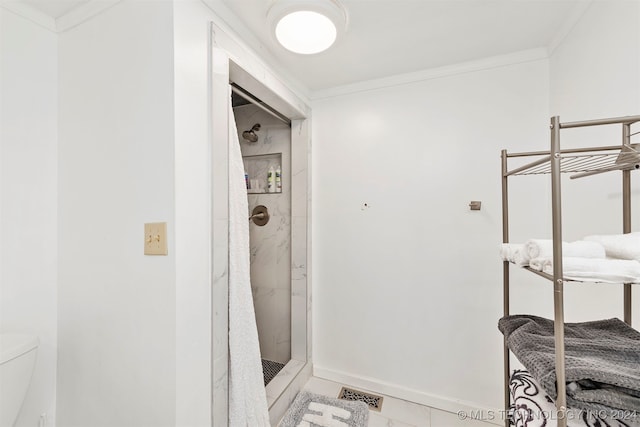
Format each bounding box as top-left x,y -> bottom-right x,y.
506,144 -> 640,179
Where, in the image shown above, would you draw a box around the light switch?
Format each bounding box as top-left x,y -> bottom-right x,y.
144,222 -> 168,255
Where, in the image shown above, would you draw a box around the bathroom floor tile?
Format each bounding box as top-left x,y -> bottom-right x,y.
301,377 -> 429,427
430,408 -> 497,427
300,376 -> 499,427
368,412 -> 415,427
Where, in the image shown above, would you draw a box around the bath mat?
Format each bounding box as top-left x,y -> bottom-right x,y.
279,391 -> 369,427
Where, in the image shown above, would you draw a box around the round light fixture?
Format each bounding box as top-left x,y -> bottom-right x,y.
267,0 -> 347,55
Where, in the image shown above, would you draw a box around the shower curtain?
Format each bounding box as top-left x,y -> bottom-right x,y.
228,93 -> 271,426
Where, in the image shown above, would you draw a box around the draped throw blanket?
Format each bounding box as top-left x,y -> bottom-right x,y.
228,93 -> 271,426
499,315 -> 640,414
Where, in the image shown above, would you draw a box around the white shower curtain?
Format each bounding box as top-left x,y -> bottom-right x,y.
227,93 -> 271,427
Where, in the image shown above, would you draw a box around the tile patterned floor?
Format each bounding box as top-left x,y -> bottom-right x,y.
262,359 -> 285,386
299,377 -> 496,427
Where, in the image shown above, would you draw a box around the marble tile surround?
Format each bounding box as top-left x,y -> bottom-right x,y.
210,57 -> 230,425
211,51 -> 311,425
235,104 -> 292,364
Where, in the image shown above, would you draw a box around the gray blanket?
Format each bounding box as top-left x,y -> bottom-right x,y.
499,315 -> 640,414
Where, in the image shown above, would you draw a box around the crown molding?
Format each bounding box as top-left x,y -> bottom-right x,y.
56,0 -> 122,32
0,0 -> 122,33
312,47 -> 549,101
0,1 -> 56,31
200,0 -> 312,101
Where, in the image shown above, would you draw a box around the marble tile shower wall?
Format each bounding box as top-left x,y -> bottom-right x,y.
235,104 -> 292,365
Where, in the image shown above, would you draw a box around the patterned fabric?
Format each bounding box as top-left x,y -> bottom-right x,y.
510,370 -> 640,427
499,315 -> 640,414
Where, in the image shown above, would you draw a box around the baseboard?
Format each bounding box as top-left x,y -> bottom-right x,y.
313,365 -> 504,426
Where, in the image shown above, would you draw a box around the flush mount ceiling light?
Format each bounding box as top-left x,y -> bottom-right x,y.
267,0 -> 348,54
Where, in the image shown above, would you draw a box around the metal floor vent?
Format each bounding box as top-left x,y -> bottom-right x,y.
338,387 -> 384,412
262,359 -> 284,386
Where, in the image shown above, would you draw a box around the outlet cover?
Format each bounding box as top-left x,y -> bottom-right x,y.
144,222 -> 168,255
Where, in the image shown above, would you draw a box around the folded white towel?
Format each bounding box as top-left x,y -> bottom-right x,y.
524,239 -> 606,260
534,256 -> 640,283
583,233 -> 640,262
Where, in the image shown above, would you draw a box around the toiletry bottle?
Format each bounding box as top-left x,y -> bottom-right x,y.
245,171 -> 250,190
275,165 -> 281,192
267,166 -> 275,193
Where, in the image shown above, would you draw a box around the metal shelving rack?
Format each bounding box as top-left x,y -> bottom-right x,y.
500,115 -> 640,427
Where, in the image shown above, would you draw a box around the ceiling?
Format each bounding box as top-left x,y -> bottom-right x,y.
20,0 -> 87,18
13,0 -> 588,94
221,0 -> 588,93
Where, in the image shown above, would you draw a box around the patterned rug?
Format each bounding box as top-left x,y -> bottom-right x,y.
279,391 -> 369,427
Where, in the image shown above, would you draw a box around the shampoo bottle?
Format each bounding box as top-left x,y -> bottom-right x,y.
275,165 -> 281,192
267,166 -> 275,193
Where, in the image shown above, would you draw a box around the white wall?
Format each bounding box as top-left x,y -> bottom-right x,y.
57,2 -> 177,426
550,1 -> 639,121
312,0 -> 640,414
312,58 -> 550,410
0,2 -> 310,426
548,0 -> 640,326
0,9 -> 58,426
172,3 -> 216,425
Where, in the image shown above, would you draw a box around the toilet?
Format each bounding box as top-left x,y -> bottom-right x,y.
0,334 -> 39,427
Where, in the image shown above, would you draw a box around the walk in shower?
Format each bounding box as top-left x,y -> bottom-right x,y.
211,53 -> 311,425
232,86 -> 292,386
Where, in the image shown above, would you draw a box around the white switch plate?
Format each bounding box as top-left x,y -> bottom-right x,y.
144,222 -> 168,255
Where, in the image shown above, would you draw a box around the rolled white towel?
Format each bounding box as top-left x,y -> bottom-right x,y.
499,243 -> 523,263
512,245 -> 530,267
524,239 -> 553,259
539,257 -> 640,283
528,257 -> 551,272
524,239 -> 606,260
583,232 -> 640,262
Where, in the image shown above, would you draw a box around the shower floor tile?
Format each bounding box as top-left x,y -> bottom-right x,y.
262,358 -> 285,386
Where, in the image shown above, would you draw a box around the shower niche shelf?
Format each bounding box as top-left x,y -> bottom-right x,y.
243,152 -> 282,194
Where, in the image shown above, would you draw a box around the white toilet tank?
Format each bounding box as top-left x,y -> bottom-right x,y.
0,334 -> 39,427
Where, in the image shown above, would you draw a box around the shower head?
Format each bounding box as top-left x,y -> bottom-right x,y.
242,123 -> 261,143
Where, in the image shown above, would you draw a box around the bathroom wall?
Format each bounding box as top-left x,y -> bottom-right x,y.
0,2 -> 309,426
548,0 -> 640,326
0,9 -> 58,426
312,0 -> 640,414
550,2 -> 639,123
234,104 -> 292,365
312,56 -> 551,412
57,2 -> 177,426
172,2 -> 217,425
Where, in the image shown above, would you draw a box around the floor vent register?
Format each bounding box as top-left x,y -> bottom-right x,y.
338,386 -> 384,412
